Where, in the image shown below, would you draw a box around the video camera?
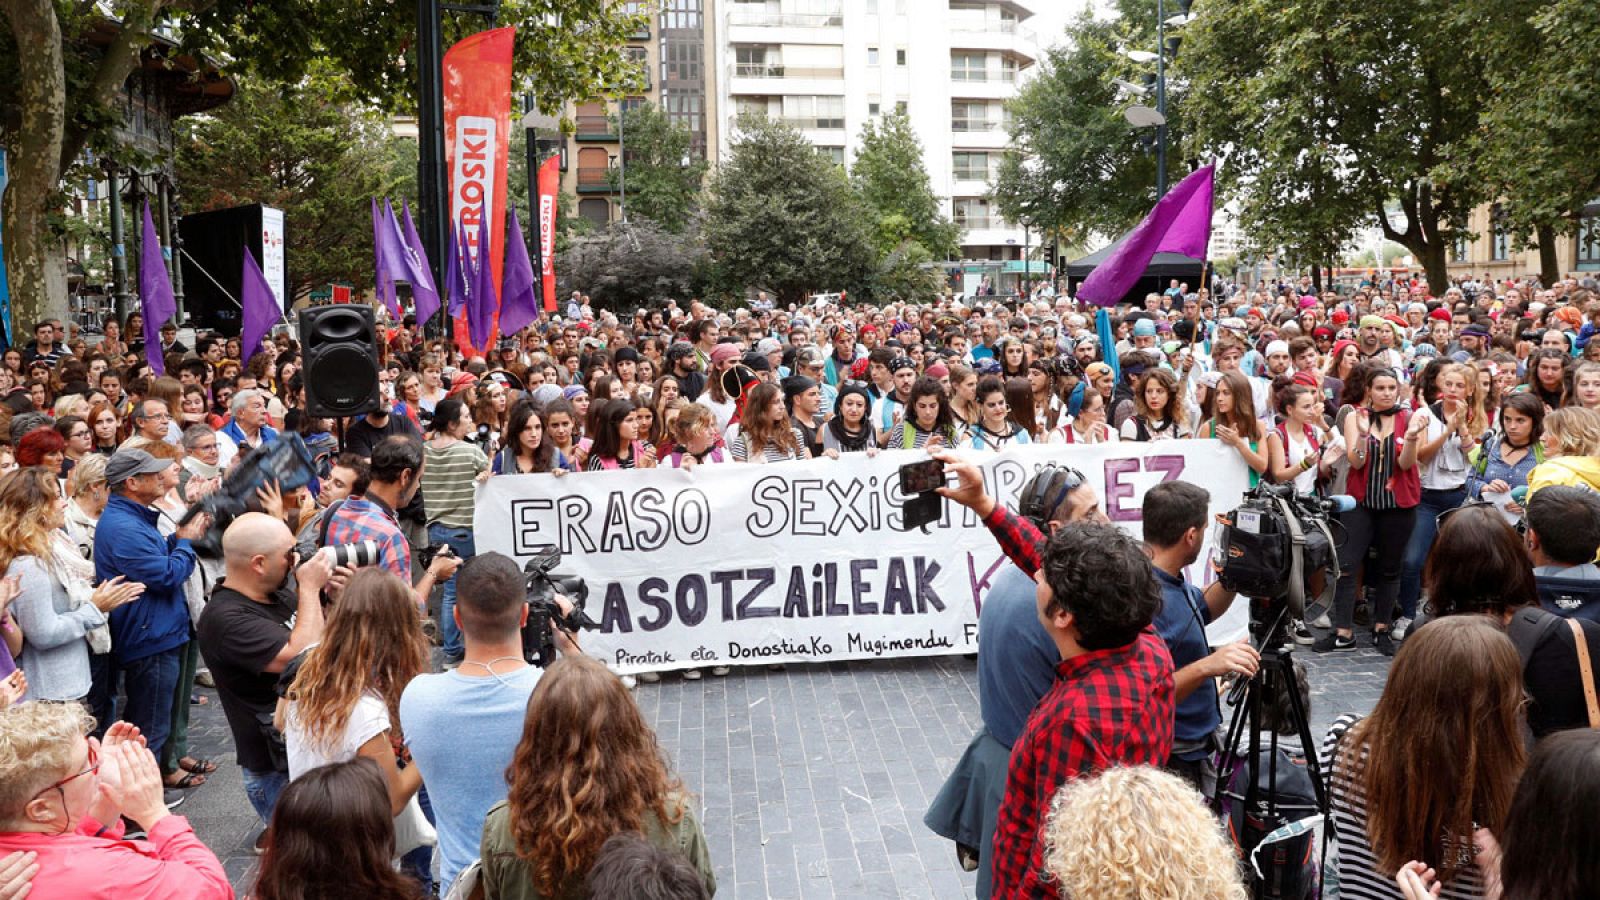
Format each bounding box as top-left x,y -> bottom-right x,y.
178,434 -> 317,557
521,544 -> 600,668
1212,481 -> 1346,618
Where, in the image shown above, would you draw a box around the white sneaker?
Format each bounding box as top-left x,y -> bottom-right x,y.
711,666 -> 731,676
1310,611 -> 1332,629
1392,616 -> 1413,641
621,675 -> 638,690
682,668 -> 703,681
638,671 -> 662,683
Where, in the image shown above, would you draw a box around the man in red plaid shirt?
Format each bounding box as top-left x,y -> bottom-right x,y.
985,520 -> 1175,898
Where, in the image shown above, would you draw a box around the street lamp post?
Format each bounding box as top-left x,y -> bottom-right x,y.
1155,0 -> 1167,195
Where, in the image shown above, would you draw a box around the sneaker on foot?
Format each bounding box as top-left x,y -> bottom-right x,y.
1310,610 -> 1332,629
711,666 -> 730,676
1374,630 -> 1396,657
638,671 -> 662,683
1313,632 -> 1356,653
194,668 -> 215,688
1353,604 -> 1370,627
163,789 -> 186,811
621,675 -> 638,690
1291,620 -> 1314,645
682,668 -> 703,681
1392,616 -> 1413,641
253,831 -> 269,855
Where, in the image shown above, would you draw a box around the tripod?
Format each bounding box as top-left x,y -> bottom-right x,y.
1215,601 -> 1328,899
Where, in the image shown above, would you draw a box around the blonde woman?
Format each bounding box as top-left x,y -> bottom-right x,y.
1041,766 -> 1246,900
1528,406 -> 1600,496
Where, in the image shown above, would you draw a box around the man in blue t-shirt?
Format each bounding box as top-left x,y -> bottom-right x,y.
1142,481 -> 1259,795
400,552 -> 579,892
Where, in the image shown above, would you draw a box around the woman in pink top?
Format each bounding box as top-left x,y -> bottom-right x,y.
0,703 -> 231,899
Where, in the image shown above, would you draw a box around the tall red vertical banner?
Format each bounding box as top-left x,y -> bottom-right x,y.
443,26 -> 514,355
536,154 -> 559,312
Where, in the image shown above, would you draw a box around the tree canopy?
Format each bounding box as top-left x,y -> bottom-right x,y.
850,112 -> 959,259
610,102 -> 707,233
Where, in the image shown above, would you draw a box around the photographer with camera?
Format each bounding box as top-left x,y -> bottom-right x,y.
196,513 -> 334,835
399,552 -> 579,894
924,455 -> 1107,899
322,436 -> 461,611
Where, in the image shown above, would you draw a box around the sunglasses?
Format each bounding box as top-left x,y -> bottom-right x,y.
1436,499 -> 1495,528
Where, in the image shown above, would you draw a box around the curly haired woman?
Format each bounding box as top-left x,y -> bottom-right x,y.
480,654 -> 714,900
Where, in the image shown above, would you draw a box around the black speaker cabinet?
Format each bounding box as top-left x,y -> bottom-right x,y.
299,305 -> 380,417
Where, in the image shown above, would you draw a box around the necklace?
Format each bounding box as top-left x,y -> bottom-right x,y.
457,656 -> 526,674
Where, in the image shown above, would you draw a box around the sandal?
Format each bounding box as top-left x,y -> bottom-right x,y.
164,769 -> 207,789
179,757 -> 218,776
190,693 -> 209,706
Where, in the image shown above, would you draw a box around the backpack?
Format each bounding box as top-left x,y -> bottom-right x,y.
1535,574 -> 1600,623
1215,743 -> 1320,900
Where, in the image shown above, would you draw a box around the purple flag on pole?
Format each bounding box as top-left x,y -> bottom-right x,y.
445,220 -> 471,317
398,201 -> 441,326
497,208 -> 539,338
375,200 -> 410,319
239,247 -> 281,366
467,198 -> 497,352
138,200 -> 176,375
1076,165 -> 1215,308
372,198 -> 395,316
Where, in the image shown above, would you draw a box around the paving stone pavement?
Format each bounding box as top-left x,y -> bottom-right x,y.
183,635 -> 1392,898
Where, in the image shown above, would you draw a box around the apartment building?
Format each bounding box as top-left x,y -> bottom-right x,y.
1446,199 -> 1600,283
713,0 -> 1039,269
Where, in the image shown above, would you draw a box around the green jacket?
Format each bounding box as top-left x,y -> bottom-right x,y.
479,793 -> 716,900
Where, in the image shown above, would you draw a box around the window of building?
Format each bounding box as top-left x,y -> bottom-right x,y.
895,100 -> 907,114
1578,203 -> 1600,270
952,151 -> 990,182
865,0 -> 877,12
1491,204 -> 1510,261
662,0 -> 701,29
663,40 -> 702,81
868,101 -> 880,116
867,46 -> 879,66
951,101 -> 990,131
896,48 -> 907,66
1451,230 -> 1470,263
783,95 -> 844,129
579,198 -> 611,226
951,53 -> 985,82
953,197 -> 991,229
818,146 -> 845,165
663,93 -> 703,135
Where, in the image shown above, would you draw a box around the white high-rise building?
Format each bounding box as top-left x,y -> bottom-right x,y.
711,0 -> 1039,280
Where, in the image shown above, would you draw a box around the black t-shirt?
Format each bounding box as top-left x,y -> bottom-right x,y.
676,370 -> 707,402
1525,615 -> 1600,738
345,413 -> 427,524
196,583 -> 296,772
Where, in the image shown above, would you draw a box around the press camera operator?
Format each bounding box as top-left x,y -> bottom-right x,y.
926,450 -> 1256,793
321,435 -> 460,609
923,454 -> 1107,899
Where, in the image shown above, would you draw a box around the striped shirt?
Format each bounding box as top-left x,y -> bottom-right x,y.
421,440 -> 488,529
1320,714 -> 1489,900
731,427 -> 805,463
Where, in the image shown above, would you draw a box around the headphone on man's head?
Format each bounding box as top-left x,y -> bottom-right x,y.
1018,465 -> 1088,529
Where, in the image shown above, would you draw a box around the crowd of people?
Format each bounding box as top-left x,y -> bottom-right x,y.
0,268 -> 1594,898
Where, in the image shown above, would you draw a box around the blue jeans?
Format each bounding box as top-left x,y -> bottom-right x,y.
87,652 -> 117,739
242,768 -> 289,825
1398,486 -> 1466,619
120,648 -> 181,762
427,524 -> 476,659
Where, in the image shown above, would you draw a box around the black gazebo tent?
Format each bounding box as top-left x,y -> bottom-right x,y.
1064,234 -> 1204,307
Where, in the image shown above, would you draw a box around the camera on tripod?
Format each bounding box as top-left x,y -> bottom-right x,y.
521,544 -> 600,667
1212,481 -> 1345,617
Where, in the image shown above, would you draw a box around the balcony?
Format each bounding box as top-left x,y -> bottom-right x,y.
574,115 -> 618,141
951,117 -> 1001,133
727,11 -> 843,28
730,63 -> 845,80
948,20 -> 1039,62
576,167 -> 614,194
954,215 -> 998,230
778,115 -> 845,130
950,71 -> 1017,85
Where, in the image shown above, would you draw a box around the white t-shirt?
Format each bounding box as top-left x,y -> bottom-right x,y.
694,392 -> 736,434
285,691 -> 390,779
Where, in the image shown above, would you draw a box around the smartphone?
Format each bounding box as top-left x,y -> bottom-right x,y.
898,459 -> 947,496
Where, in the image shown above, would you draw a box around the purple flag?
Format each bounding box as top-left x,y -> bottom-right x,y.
1076,165 -> 1215,308
497,208 -> 539,337
398,201 -> 441,326
445,220 -> 471,317
138,200 -> 176,374
374,200 -> 410,319
372,198 -> 394,315
467,198 -> 497,352
239,247 -> 281,366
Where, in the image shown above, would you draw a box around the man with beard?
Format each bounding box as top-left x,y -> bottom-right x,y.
196,514 -> 336,838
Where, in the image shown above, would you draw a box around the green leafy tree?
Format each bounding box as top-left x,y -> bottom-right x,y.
0,0 -> 646,331
867,240 -> 945,304
609,102 -> 706,233
176,71 -> 412,303
1183,0 -> 1494,293
557,217 -> 705,310
1458,0 -> 1600,284
992,3 -> 1182,246
702,115 -> 874,305
850,112 -> 959,259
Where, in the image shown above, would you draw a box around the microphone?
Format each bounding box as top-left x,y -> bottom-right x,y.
1317,494 -> 1357,514
1510,486 -> 1530,506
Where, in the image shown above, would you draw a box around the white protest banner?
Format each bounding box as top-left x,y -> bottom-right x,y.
474,441 -> 1251,673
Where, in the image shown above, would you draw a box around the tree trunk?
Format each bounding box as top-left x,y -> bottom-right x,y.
0,0 -> 69,333
1536,223 -> 1560,287
1420,239 -> 1450,296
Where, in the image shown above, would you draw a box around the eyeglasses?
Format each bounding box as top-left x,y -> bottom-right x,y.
1436,499 -> 1495,527
31,740 -> 100,805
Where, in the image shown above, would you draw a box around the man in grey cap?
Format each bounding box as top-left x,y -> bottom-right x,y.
91,448 -> 211,800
